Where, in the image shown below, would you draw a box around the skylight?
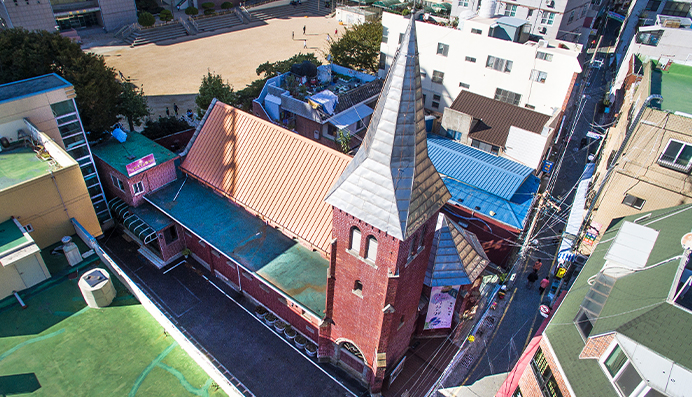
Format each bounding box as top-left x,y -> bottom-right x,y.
603,221 -> 659,278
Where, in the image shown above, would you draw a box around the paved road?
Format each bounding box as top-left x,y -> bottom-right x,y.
102,233 -> 367,397
460,24 -> 620,386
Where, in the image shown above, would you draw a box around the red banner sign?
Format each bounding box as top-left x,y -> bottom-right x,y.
126,154 -> 156,177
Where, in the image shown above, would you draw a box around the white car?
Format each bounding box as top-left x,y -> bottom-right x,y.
591,59 -> 604,69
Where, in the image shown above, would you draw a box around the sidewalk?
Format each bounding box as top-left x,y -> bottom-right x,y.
101,231 -> 367,397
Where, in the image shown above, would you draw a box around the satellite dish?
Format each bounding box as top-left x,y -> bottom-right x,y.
681,232 -> 692,250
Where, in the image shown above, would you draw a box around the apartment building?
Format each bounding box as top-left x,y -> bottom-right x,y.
0,0 -> 136,32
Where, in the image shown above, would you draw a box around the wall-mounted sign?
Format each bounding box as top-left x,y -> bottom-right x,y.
607,11 -> 626,23
126,154 -> 156,177
424,286 -> 459,330
542,160 -> 555,174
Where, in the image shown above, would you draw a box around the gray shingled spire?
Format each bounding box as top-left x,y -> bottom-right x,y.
325,17 -> 450,241
424,214 -> 490,287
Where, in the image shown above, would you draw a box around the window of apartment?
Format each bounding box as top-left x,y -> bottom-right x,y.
530,69 -> 548,83
504,4 -> 517,16
379,52 -> 386,70
471,139 -> 500,155
432,94 -> 441,109
528,9 -> 534,16
50,99 -> 77,118
541,11 -> 556,25
459,82 -> 470,89
581,4 -> 588,17
536,51 -> 553,61
622,194 -> 646,210
399,33 -> 404,44
636,30 -> 663,46
494,88 -> 522,106
567,9 -> 575,23
356,119 -> 364,131
661,0 -> 691,16
111,174 -> 125,191
525,104 -> 536,109
603,345 -> 645,397
353,280 -> 363,296
418,225 -> 426,250
437,42 -> 450,56
645,0 -> 661,10
574,309 -> 594,339
465,56 -> 476,63
132,181 -> 145,195
471,28 -> 482,34
22,223 -> 34,233
365,236 -> 378,262
431,70 -> 445,84
349,227 -> 361,253
382,26 -> 389,43
530,348 -> 564,397
459,0 -> 469,6
163,226 -> 178,245
658,139 -> 692,172
486,56 -> 513,73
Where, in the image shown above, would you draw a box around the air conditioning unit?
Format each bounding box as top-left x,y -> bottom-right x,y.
539,27 -> 547,34
313,130 -> 320,140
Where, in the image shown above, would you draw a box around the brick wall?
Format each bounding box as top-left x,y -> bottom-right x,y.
157,223 -> 186,262
324,208 -> 438,392
184,229 -> 212,267
562,72 -> 579,112
516,339 -> 572,397
579,333 -> 615,359
94,156 -> 177,207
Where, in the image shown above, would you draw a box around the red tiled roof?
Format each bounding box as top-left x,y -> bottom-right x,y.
181,102 -> 351,253
449,91 -> 550,148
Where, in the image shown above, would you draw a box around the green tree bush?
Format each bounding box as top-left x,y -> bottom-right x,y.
329,21 -> 382,74
196,71 -> 236,117
138,12 -> 155,26
142,116 -> 192,140
159,9 -> 173,22
116,79 -> 150,131
185,6 -> 199,14
0,29 -> 121,140
135,0 -> 164,14
204,8 -> 216,14
221,1 -> 233,8
200,2 -> 214,9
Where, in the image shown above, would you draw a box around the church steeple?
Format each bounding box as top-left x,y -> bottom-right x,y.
325,17 -> 450,241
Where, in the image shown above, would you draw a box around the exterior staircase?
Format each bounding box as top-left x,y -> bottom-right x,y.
123,22 -> 189,47
193,12 -> 244,32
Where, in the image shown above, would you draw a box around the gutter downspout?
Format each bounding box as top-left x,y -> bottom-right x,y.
179,98 -> 217,157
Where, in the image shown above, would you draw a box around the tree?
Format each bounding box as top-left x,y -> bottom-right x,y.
336,128 -> 352,153
221,1 -> 233,9
185,6 -> 199,14
159,9 -> 173,22
196,71 -> 236,117
116,79 -> 150,131
142,116 -> 191,140
138,12 -> 155,27
0,29 -> 121,140
329,21 -> 382,74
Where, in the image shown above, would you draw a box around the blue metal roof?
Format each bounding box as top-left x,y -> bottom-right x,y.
427,134 -> 533,201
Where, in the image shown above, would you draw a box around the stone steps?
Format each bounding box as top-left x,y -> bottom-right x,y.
123,23 -> 189,46
194,12 -> 244,32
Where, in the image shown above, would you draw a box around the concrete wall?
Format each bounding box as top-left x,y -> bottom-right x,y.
440,107 -> 473,143
3,0 -> 56,31
98,0 -> 137,32
380,12 -> 582,116
0,162 -> 102,248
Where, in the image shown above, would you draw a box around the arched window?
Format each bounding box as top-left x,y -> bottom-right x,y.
365,236 -> 378,262
419,225 -> 427,250
350,227 -> 361,253
409,233 -> 419,257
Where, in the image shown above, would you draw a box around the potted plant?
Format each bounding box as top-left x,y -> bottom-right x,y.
284,326 -> 296,341
254,305 -> 267,319
264,312 -> 277,326
181,248 -> 191,259
305,342 -> 317,357
294,334 -> 307,349
274,319 -> 286,333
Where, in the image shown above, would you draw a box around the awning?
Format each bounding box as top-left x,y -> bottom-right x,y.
328,103 -> 374,129
108,197 -> 158,244
556,163 -> 595,263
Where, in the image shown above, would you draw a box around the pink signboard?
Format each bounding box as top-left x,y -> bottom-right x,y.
424,286 -> 459,330
126,154 -> 156,177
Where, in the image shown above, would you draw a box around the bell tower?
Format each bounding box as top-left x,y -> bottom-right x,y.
320,17 -> 451,394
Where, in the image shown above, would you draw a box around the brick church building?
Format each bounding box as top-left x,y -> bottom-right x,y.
94,17 -> 490,395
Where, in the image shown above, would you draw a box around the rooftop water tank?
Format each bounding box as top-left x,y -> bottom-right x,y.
62,236 -> 82,267
79,268 -> 116,308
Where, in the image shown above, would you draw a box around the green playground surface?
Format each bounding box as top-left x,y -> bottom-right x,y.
0,257 -> 227,397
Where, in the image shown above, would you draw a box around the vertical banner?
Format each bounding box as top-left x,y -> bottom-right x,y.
424,286 -> 460,330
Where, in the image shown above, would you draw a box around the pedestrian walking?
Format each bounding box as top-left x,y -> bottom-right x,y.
539,277 -> 550,294
335,28 -> 338,35
527,270 -> 538,289
292,31 -> 294,39
165,107 -> 170,117
173,103 -> 179,116
119,71 -> 125,80
303,40 -> 307,48
303,25 -> 306,34
533,259 -> 543,272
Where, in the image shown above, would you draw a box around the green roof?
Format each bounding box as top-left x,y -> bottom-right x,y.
650,62 -> 692,115
91,133 -> 177,178
0,147 -> 53,191
544,204 -> 692,396
0,218 -> 29,255
146,179 -> 329,318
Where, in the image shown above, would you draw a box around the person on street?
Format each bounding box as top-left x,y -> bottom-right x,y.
533,259 -> 543,272
173,103 -> 179,116
539,277 -> 550,294
527,270 -> 538,289
165,106 -> 170,117
303,25 -> 306,34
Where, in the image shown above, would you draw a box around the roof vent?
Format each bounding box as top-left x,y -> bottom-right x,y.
489,211 -> 496,216
474,206 -> 481,211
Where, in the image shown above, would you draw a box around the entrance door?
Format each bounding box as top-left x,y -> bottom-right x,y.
15,256 -> 48,289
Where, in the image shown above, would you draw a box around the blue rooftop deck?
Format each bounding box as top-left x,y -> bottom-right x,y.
0,74 -> 71,104
427,135 -> 539,230
145,179 -> 328,318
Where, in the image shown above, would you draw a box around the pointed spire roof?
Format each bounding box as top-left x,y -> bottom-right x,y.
325,17 -> 450,241
425,214 -> 490,287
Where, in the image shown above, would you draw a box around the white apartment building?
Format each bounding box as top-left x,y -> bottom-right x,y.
380,12 -> 582,116
450,0 -> 596,45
